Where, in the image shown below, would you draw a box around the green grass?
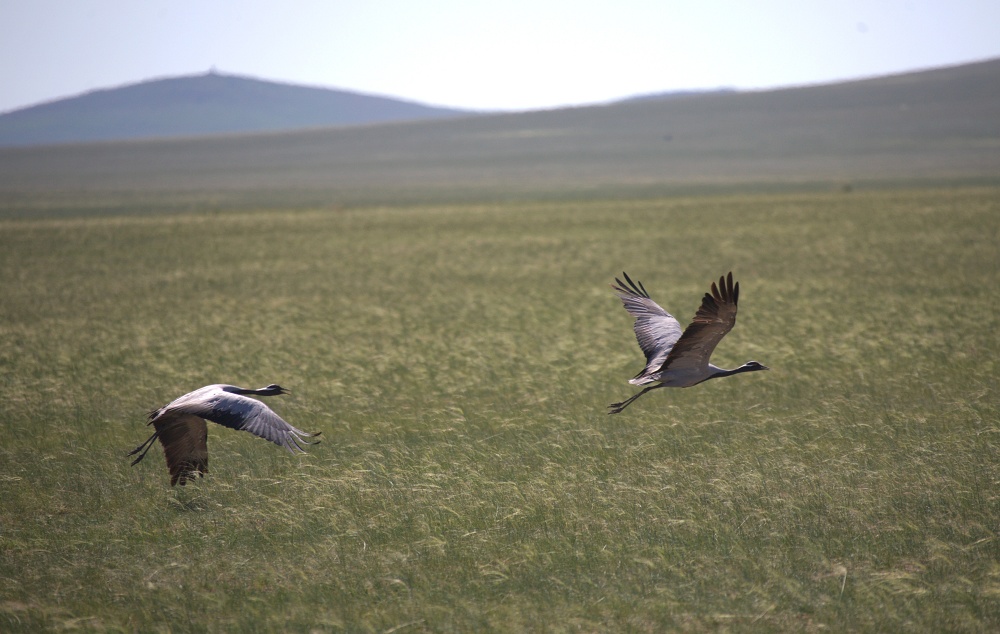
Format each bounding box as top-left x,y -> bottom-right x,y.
1,187 -> 999,631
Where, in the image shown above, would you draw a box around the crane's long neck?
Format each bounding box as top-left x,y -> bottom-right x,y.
244,385 -> 287,397
706,362 -> 759,381
227,387 -> 259,396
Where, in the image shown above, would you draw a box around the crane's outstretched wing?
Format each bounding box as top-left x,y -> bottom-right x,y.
159,389 -> 320,454
657,272 -> 739,374
612,272 -> 683,383
151,413 -> 209,486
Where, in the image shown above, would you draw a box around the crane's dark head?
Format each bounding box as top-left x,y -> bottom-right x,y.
257,384 -> 289,396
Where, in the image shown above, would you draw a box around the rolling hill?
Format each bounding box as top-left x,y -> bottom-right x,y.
1,58 -> 998,216
0,71 -> 475,147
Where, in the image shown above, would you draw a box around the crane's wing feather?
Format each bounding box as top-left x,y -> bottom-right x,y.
151,413 -> 208,486
166,390 -> 321,454
657,272 -> 739,374
228,398 -> 321,454
612,272 -> 683,381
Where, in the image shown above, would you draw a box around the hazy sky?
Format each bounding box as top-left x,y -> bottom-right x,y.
2,1 -> 999,114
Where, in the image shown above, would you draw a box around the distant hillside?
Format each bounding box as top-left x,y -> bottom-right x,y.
2,58 -> 998,215
0,71 -> 476,147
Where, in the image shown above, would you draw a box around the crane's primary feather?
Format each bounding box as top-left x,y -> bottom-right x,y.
656,272 -> 739,375
152,413 -> 209,486
611,272 -> 683,385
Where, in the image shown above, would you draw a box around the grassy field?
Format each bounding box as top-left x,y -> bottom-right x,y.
1,186 -> 998,631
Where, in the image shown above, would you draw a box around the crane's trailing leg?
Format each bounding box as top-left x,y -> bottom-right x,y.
608,384 -> 663,414
127,431 -> 160,466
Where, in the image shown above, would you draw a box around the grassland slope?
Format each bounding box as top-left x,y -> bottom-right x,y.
0,59 -> 998,216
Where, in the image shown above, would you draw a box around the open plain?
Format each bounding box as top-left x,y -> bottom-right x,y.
2,61 -> 1000,631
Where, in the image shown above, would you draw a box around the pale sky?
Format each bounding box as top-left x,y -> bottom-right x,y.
2,0 -> 999,114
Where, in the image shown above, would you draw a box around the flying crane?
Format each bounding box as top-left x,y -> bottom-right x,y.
129,383 -> 320,486
609,272 -> 768,414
